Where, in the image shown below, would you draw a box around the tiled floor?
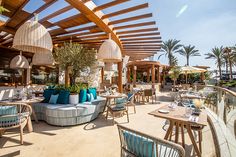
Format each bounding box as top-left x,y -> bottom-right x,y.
0,92 -> 216,157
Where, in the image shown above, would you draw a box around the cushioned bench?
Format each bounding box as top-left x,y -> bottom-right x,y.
32,96 -> 106,126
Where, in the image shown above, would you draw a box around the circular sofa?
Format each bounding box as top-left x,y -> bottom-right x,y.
32,96 -> 106,126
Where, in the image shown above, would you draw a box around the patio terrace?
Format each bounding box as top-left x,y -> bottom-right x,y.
0,92 -> 216,157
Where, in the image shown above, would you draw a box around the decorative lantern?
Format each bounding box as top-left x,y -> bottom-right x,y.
97,34 -> 122,63
12,14 -> 53,65
32,49 -> 54,65
10,51 -> 29,69
104,63 -> 116,71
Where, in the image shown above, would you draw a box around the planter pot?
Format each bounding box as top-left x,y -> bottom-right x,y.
69,94 -> 79,104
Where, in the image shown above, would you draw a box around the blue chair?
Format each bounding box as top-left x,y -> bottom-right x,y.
0,102 -> 32,144
117,124 -> 185,157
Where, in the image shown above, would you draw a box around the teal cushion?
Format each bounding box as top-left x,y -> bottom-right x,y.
116,98 -> 127,104
88,88 -> 97,99
87,93 -> 91,102
127,93 -> 133,101
42,89 -> 55,103
57,90 -> 70,104
123,131 -> 156,157
79,89 -> 87,103
49,94 -> 59,104
0,106 -> 18,126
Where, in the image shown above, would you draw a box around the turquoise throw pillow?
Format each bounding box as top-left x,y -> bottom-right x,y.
42,89 -> 55,103
88,88 -> 97,99
49,94 -> 59,104
116,98 -> 127,104
123,131 -> 156,157
79,89 -> 87,103
0,106 -> 18,125
87,93 -> 91,102
57,90 -> 70,104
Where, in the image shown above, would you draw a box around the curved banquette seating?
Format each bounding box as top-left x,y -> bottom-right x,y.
32,96 -> 106,126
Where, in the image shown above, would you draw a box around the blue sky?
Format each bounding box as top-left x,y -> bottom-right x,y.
21,0 -> 236,70
148,0 -> 236,70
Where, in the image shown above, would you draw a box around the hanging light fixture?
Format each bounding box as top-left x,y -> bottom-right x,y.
97,34 -> 122,63
104,63 -> 116,71
12,14 -> 53,65
10,51 -> 29,69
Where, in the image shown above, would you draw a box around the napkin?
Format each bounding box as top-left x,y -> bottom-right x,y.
189,116 -> 199,122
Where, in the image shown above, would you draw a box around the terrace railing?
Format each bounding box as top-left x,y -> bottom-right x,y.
196,85 -> 236,157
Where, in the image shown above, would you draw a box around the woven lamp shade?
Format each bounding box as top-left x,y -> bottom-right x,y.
32,49 -> 54,65
12,19 -> 53,53
104,63 -> 116,71
10,53 -> 29,69
97,35 -> 122,63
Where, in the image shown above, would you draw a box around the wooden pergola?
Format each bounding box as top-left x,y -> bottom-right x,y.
126,61 -> 167,87
0,0 -> 162,92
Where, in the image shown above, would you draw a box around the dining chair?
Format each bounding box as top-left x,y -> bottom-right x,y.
0,102 -> 32,144
117,124 -> 185,157
143,89 -> 156,104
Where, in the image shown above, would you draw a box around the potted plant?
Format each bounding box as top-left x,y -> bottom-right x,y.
67,84 -> 80,104
54,42 -> 97,86
169,66 -> 181,86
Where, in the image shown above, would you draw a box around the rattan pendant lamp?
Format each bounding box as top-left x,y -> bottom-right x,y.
12,14 -> 54,65
10,51 -> 29,69
97,34 -> 122,63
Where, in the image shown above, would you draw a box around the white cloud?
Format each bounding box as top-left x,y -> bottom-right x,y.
176,5 -> 188,18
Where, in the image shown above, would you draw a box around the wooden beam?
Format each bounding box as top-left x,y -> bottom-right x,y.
15,0 -> 58,29
117,28 -> 158,35
39,5 -> 73,22
124,46 -> 161,49
121,37 -> 161,42
119,32 -> 161,38
94,0 -> 129,12
102,3 -> 148,19
109,13 -> 152,25
113,21 -> 156,30
124,49 -> 159,52
66,0 -> 123,50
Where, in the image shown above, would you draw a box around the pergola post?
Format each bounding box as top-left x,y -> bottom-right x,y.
151,64 -> 155,84
127,67 -> 131,83
147,68 -> 150,82
118,62 -> 123,93
133,66 -> 137,87
157,66 -> 160,83
101,67 -> 104,83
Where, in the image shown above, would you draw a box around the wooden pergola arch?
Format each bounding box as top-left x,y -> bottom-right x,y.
0,0 -> 162,92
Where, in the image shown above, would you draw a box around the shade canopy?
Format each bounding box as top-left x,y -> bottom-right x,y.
32,49 -> 54,65
97,35 -> 122,63
12,16 -> 53,53
180,66 -> 207,74
10,52 -> 29,69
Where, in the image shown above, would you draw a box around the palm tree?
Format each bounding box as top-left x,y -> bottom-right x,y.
178,45 -> 200,66
205,46 -> 224,79
158,39 -> 182,66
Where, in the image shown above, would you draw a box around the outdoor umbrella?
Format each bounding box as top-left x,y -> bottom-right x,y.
180,66 -> 207,83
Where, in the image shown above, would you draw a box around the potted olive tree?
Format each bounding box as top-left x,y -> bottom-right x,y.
169,66 -> 181,86
54,42 -> 96,104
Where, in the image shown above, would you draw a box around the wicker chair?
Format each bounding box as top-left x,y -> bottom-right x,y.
106,93 -> 135,124
0,102 -> 32,144
117,124 -> 185,157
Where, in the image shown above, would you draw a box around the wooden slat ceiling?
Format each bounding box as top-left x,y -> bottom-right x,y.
0,0 -> 162,60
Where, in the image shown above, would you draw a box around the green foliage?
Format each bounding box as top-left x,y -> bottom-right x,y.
169,66 -> 181,85
0,6 -> 9,14
178,45 -> 200,65
54,42 -> 97,84
205,46 -> 224,78
158,39 -> 182,66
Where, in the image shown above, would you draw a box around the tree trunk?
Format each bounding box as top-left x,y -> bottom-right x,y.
229,59 -> 233,80
219,62 -> 222,80
187,57 -> 189,66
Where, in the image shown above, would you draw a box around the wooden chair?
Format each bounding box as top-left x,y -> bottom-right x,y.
106,98 -> 129,124
126,93 -> 136,114
117,124 -> 185,157
143,89 -> 156,104
0,102 -> 32,144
